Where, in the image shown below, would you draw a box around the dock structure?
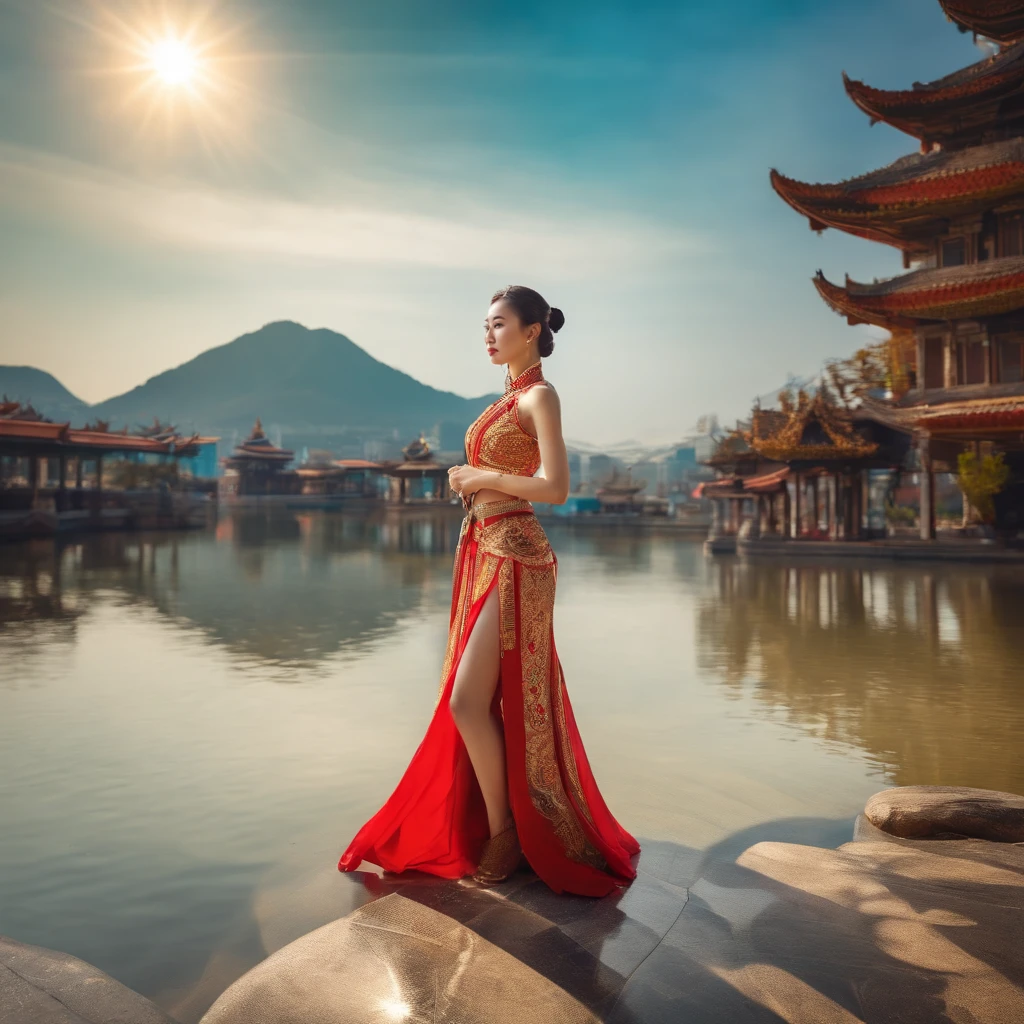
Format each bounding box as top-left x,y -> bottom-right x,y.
0,401 -> 211,539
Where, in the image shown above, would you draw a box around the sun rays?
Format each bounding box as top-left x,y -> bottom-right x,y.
146,36 -> 200,88
61,1 -> 267,162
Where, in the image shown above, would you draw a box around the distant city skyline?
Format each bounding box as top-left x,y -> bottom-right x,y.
0,0 -> 984,444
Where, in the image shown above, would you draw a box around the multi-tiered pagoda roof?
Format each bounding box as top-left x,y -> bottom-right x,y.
775,0 -> 1024,359
842,41 -> 1024,149
226,418 -> 294,466
771,139 -> 1024,254
760,0 -> 1024,541
814,255 -> 1024,328
941,0 -> 1024,45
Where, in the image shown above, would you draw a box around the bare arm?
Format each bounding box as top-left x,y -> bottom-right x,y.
476,384 -> 570,505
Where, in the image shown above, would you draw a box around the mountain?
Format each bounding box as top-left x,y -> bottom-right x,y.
0,366 -> 91,424
1,321 -> 499,452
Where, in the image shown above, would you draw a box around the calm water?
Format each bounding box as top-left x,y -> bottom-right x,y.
2,508 -> 1023,1020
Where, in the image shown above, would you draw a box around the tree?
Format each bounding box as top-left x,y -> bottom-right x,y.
956,450 -> 1010,525
106,460 -> 181,490
823,328 -> 916,406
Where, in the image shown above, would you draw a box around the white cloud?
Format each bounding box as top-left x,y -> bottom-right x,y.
0,142 -> 707,276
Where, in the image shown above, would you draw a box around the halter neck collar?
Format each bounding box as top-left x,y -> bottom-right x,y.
504,359 -> 544,396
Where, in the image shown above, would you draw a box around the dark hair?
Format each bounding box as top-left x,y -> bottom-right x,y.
490,285 -> 564,358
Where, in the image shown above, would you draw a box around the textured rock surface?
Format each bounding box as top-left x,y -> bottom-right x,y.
0,934 -> 180,1024
201,791 -> 1024,1023
865,784 -> 1024,843
199,890 -> 604,1024
6,786 -> 1024,1023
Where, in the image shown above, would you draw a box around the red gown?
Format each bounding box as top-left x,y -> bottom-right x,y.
337,361 -> 640,897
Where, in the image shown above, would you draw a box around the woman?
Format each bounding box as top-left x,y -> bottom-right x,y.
338,285 -> 640,897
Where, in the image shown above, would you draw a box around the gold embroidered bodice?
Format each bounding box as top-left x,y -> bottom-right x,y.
464,361 -> 547,477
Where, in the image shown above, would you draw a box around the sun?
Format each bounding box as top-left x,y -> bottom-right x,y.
74,2 -> 265,151
147,37 -> 199,87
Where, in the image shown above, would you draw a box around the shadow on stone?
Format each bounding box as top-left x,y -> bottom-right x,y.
5,789 -> 1024,1023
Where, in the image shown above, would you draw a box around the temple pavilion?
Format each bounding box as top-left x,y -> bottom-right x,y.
380,434 -> 454,504
221,418 -> 298,496
700,394 -> 911,547
0,399 -> 205,537
772,0 -> 1024,539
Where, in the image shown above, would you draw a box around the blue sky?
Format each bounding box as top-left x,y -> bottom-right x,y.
0,0 -> 984,444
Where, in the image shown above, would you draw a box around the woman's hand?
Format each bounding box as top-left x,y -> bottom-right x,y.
448,464 -> 487,498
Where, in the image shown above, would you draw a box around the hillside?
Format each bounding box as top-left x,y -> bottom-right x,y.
0,366 -> 91,424
2,321 -> 498,451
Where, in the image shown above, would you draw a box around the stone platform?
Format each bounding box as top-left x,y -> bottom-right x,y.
3,786 -> 1023,1023
736,535 -> 1024,563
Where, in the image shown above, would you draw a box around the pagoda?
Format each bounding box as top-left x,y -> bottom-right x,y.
744,389 -> 910,540
699,392 -> 911,546
697,411 -> 790,549
594,466 -> 647,513
381,433 -> 453,503
221,418 -> 297,496
772,0 -> 1024,539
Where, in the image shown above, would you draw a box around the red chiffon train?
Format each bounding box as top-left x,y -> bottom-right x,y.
338,500 -> 640,897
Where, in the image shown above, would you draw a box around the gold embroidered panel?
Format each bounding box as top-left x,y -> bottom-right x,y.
464,397 -> 543,477
518,562 -> 608,871
432,511 -> 607,872
476,513 -> 554,567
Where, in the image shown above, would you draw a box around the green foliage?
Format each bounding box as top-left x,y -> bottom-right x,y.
884,503 -> 916,526
956,451 -> 1010,525
822,330 -> 916,404
106,459 -> 181,490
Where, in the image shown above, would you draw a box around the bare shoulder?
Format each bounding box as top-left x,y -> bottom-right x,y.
516,380 -> 561,439
521,380 -> 559,409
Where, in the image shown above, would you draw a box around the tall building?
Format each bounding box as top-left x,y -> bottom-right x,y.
772,0 -> 1024,537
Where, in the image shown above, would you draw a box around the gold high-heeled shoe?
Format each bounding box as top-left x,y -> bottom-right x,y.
472,815 -> 523,884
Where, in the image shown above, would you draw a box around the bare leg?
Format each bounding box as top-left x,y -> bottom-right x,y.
449,586 -> 513,838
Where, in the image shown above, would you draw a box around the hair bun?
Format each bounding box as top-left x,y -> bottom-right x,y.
548,307 -> 565,333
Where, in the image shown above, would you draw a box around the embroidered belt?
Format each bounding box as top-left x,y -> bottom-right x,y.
467,496 -> 535,523
459,497 -> 553,566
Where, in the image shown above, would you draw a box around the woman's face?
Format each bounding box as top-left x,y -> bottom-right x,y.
484,299 -> 535,366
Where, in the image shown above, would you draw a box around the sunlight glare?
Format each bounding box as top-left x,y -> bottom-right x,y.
73,2 -> 268,158
148,37 -> 199,86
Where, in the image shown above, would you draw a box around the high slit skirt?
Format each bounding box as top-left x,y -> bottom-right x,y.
337,497 -> 640,897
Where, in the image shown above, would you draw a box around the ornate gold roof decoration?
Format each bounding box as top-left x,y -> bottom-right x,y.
704,429 -> 753,468
747,388 -> 879,463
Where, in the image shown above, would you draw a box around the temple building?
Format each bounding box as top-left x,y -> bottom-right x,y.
0,400 -> 205,537
746,391 -> 911,540
940,0 -> 1024,46
696,419 -> 787,550
771,0 -> 1024,539
380,434 -> 454,504
699,394 -> 913,549
220,418 -> 298,497
594,466 -> 647,513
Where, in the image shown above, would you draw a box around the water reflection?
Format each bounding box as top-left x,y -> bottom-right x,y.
0,507 -> 466,673
0,542 -> 83,674
3,512 -> 1024,1018
696,559 -> 1024,793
